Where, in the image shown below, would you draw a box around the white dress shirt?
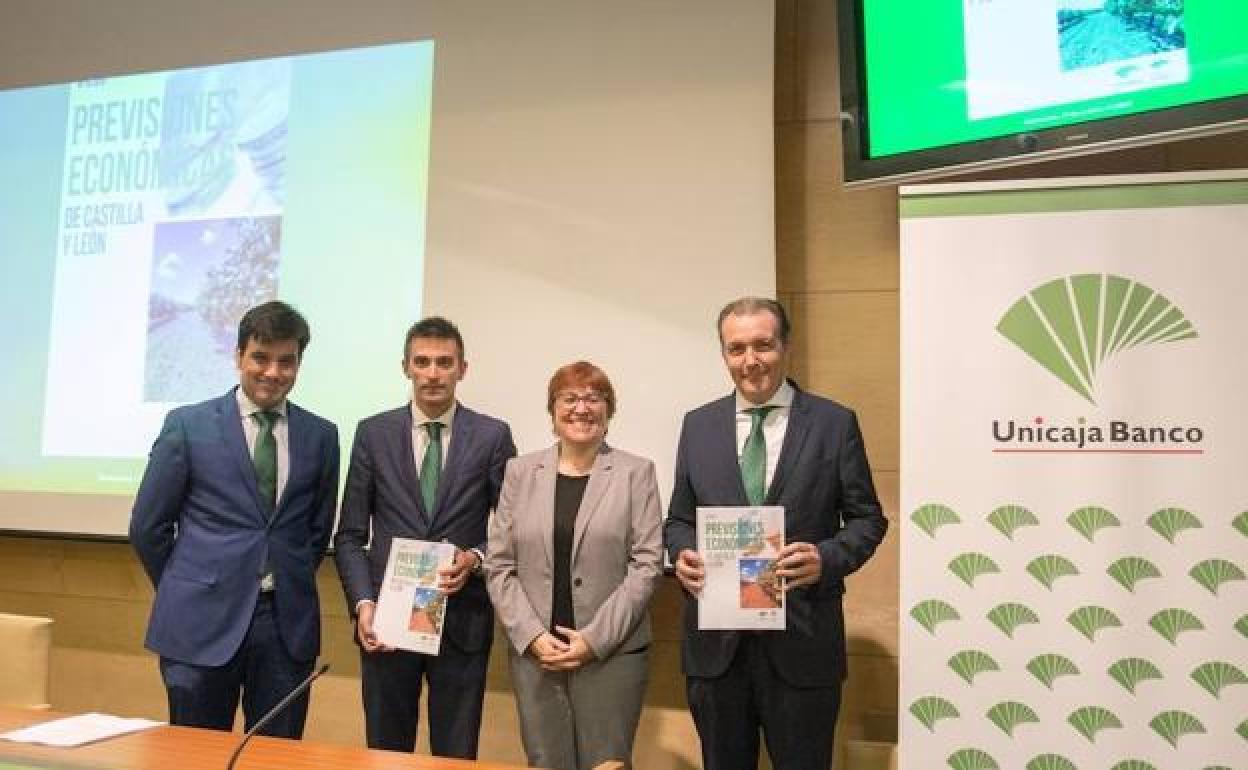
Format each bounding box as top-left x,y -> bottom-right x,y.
410,400 -> 456,471
734,380 -> 794,493
236,388 -> 288,591
237,388 -> 290,504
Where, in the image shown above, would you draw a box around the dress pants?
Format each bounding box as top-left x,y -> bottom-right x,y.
507,645 -> 648,770
360,642 -> 490,757
159,593 -> 314,739
686,634 -> 843,770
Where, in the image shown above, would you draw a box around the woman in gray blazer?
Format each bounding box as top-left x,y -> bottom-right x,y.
485,361 -> 663,770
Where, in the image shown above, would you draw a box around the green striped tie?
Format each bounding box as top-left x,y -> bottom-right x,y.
253,410 -> 279,513
740,406 -> 777,506
421,421 -> 443,513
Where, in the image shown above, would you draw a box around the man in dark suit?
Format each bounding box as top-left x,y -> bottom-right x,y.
334,316 -> 515,758
664,297 -> 888,770
130,301 -> 340,739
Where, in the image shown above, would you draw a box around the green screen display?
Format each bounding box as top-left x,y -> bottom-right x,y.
861,0 -> 1248,158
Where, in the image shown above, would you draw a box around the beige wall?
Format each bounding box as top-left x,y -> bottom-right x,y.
0,537 -> 700,768
4,2 -> 1248,768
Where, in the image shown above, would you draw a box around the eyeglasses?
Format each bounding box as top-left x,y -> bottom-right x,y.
555,391 -> 606,408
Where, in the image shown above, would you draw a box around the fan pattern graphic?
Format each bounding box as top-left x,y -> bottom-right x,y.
996,274 -> 1198,404
906,500 -> 1245,769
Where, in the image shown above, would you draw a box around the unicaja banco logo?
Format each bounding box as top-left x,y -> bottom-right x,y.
997,274 -> 1197,404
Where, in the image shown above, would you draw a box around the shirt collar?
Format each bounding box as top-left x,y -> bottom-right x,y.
735,380 -> 795,414
236,387 -> 288,419
411,400 -> 457,428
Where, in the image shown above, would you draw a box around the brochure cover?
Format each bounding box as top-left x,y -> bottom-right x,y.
696,505 -> 785,630
374,538 -> 456,654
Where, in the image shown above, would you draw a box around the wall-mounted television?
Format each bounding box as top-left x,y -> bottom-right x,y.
839,0 -> 1248,186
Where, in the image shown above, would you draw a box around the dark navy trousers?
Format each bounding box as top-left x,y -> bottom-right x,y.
687,634 -> 843,770
360,642 -> 490,757
159,593 -> 314,738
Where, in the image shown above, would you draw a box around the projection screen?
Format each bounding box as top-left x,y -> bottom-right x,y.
0,1 -> 775,536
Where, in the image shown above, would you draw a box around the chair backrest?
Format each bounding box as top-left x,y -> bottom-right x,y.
0,612 -> 53,709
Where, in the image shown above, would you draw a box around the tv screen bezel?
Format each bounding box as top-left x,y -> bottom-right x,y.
837,0 -> 1248,187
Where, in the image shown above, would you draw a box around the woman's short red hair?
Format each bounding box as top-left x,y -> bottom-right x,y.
546,361 -> 616,418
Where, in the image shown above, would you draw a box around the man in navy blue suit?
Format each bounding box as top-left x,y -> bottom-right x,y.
130,301 -> 339,739
334,316 -> 515,758
664,297 -> 888,770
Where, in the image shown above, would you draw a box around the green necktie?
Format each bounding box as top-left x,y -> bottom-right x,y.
253,410 -> 279,512
740,406 -> 777,506
421,421 -> 443,513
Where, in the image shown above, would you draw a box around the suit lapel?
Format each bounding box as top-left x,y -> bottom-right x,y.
570,445 -> 613,565
767,385 -> 811,503
711,395 -> 750,504
768,386 -> 814,635
272,402 -> 310,526
220,389 -> 267,523
533,445 -> 558,570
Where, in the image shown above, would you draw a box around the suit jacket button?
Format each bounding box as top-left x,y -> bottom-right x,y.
573,578 -> 583,587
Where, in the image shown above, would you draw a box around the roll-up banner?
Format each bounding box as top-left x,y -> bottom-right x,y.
900,171 -> 1248,770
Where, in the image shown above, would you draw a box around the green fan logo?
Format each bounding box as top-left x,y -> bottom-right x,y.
997,274 -> 1197,404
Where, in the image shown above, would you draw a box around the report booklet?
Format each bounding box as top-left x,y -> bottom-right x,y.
374,538 -> 456,654
696,506 -> 785,630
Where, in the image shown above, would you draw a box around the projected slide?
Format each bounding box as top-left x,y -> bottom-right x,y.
0,4 -> 777,538
0,40 -> 433,498
964,0 -> 1189,121
44,63 -> 292,457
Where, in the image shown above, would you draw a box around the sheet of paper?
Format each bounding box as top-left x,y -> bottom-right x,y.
0,713 -> 164,748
